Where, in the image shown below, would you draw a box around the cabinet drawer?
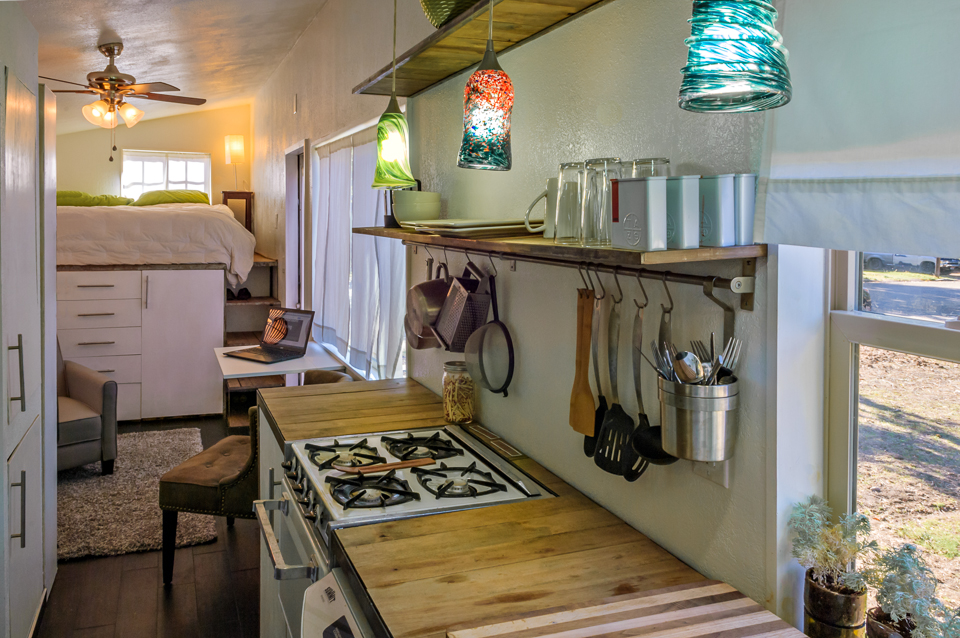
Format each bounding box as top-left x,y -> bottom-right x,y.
117,383 -> 141,421
57,271 -> 141,301
64,355 -> 141,384
58,299 -> 141,330
58,327 -> 141,358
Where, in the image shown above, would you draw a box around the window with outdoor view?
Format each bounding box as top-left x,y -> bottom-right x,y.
121,150 -> 211,201
860,254 -> 960,324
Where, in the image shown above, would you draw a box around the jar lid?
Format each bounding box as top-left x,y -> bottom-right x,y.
444,361 -> 468,372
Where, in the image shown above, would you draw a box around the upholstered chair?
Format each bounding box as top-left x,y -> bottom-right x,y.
159,407 -> 258,585
303,369 -> 353,385
57,341 -> 118,475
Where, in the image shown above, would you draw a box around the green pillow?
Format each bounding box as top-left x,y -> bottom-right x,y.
57,191 -> 134,206
132,189 -> 210,206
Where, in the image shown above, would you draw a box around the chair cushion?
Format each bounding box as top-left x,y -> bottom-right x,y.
57,396 -> 102,446
159,436 -> 251,514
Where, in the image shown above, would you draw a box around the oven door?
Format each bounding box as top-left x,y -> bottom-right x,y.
255,483 -> 330,638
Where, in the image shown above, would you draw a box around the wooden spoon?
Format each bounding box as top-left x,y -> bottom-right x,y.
340,458 -> 435,475
569,289 -> 595,436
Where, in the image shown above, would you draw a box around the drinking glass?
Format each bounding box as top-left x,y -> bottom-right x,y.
581,157 -> 621,247
554,162 -> 585,245
622,158 -> 670,179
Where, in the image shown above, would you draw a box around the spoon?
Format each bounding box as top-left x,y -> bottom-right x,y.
673,350 -> 705,384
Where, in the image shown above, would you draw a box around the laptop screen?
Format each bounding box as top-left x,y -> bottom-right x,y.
262,308 -> 315,351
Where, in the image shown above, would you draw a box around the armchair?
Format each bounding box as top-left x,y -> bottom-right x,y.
57,342 -> 118,475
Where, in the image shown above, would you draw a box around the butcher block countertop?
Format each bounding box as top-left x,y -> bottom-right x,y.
257,380 -> 759,638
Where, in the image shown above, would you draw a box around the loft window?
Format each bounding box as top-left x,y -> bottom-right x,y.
121,150 -> 212,201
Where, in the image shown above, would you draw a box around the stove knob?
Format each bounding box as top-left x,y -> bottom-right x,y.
281,461 -> 293,471
291,482 -> 304,493
304,507 -> 318,522
285,471 -> 298,480
297,488 -> 311,506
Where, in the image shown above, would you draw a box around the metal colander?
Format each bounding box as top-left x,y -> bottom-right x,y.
431,263 -> 490,353
419,0 -> 476,28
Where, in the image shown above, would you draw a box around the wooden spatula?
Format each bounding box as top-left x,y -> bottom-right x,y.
340,458 -> 435,475
569,289 -> 596,436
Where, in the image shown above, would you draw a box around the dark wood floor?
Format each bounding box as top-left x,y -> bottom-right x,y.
37,417 -> 260,638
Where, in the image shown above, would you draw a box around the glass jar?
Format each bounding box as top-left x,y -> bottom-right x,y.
442,361 -> 475,424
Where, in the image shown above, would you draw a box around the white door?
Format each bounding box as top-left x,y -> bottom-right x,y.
8,417 -> 44,638
140,270 -> 224,418
2,74 -> 41,452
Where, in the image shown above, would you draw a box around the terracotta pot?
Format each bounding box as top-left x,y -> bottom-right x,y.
803,569 -> 867,638
866,608 -> 913,638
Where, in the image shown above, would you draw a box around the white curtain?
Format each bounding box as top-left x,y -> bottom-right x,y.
756,0 -> 960,256
311,138 -> 406,379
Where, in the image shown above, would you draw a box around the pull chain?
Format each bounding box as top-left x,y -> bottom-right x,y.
392,0 -> 397,96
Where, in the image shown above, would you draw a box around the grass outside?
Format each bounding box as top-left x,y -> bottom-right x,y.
858,346 -> 960,607
862,271 -> 950,283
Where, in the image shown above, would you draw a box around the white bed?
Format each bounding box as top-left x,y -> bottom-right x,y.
57,203 -> 257,285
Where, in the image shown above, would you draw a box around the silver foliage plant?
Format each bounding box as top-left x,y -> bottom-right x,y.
789,495 -> 876,592
862,544 -> 956,638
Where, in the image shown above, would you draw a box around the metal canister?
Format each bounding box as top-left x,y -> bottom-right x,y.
734,173 -> 758,246
657,377 -> 739,462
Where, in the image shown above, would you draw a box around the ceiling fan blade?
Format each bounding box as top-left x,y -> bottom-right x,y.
128,92 -> 206,106
52,89 -> 97,94
39,75 -> 90,88
126,82 -> 179,94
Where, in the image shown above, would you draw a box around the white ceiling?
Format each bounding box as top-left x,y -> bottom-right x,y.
23,0 -> 329,134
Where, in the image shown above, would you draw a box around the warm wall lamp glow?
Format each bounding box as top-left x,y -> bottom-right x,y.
372,0 -> 417,190
225,135 -> 246,189
118,102 -> 144,128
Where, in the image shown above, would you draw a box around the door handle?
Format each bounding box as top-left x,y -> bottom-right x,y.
97,369 -> 116,374
78,312 -> 115,317
144,275 -> 149,309
254,497 -> 318,581
10,470 -> 25,548
8,334 -> 25,412
268,467 -> 282,500
78,341 -> 115,346
77,284 -> 114,288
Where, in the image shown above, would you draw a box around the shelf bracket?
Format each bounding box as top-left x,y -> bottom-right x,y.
740,259 -> 757,311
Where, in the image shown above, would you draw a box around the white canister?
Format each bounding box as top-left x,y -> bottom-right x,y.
610,177 -> 667,252
666,175 -> 700,250
700,174 -> 736,248
734,173 -> 757,246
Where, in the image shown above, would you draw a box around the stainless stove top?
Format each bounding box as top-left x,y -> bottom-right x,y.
282,425 -> 549,533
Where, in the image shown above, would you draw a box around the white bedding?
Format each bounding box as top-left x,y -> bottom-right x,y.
57,203 -> 257,285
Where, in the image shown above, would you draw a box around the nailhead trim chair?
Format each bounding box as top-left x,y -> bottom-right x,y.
159,407 -> 258,585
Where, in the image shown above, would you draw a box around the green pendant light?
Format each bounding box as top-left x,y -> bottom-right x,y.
373,0 -> 418,190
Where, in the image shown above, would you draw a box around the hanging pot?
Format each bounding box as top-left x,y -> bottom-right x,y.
407,262 -> 451,334
803,569 -> 867,638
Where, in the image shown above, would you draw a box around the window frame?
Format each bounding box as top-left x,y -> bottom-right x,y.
826,250 -> 960,516
120,149 -> 212,201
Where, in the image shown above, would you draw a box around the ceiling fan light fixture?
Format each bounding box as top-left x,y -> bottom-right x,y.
118,102 -> 144,128
82,99 -> 112,127
100,106 -> 118,129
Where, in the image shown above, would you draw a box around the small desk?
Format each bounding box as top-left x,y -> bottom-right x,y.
215,341 -> 344,378
215,341 -> 346,426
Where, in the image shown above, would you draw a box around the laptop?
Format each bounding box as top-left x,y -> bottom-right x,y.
224,308 -> 316,363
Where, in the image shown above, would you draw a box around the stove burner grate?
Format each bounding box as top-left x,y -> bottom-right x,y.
382,432 -> 465,461
325,470 -> 421,509
306,438 -> 386,470
412,462 -> 507,499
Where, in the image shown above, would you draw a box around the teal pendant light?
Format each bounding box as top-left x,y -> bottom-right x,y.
457,0 -> 514,171
679,0 -> 792,113
373,0 -> 417,190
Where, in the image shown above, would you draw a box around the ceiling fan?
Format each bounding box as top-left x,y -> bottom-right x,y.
42,41 -> 207,130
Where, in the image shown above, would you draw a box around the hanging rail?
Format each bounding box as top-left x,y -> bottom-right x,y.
406,240 -> 755,295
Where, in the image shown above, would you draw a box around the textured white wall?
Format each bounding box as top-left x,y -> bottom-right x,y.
56,104 -> 253,203
406,0 -> 776,611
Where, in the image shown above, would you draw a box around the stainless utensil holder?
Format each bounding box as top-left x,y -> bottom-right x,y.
658,378 -> 739,462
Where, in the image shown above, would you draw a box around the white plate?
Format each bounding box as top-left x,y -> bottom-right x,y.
412,218 -> 528,229
414,224 -> 533,239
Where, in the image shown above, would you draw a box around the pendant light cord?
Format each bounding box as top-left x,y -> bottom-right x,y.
488,0 -> 493,41
392,0 -> 397,96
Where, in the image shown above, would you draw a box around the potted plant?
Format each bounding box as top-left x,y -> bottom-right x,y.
862,544 -> 949,638
790,495 -> 877,638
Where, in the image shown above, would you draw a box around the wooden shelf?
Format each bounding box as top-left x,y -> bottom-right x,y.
227,376 -> 286,393
352,227 -> 767,267
253,252 -> 277,268
226,296 -> 280,307
225,331 -> 261,347
353,0 -> 613,97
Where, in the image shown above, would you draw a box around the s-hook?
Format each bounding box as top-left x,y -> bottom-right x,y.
610,267 -> 624,304
703,277 -> 735,347
487,254 -> 498,276
634,272 -> 649,310
578,263 -> 592,291
589,264 -> 606,300
423,246 -> 436,279
660,273 -> 674,313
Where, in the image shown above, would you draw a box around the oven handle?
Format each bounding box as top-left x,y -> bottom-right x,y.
254,497 -> 320,581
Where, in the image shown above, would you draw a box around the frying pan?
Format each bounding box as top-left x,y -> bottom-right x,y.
464,270 -> 514,397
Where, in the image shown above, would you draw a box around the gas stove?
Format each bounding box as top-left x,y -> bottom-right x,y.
280,425 -> 550,542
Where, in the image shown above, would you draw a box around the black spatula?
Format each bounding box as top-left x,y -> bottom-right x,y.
594,299 -> 633,475
584,297 -> 605,458
622,305 -> 649,482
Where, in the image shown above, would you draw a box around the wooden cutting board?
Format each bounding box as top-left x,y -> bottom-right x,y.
446,581 -> 805,638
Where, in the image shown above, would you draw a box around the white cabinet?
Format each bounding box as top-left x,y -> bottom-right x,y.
259,409 -> 287,638
141,269 -> 224,418
2,73 -> 42,455
57,268 -> 225,419
7,418 -> 43,638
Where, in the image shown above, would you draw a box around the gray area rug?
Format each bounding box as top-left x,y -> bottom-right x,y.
58,428 -> 217,561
